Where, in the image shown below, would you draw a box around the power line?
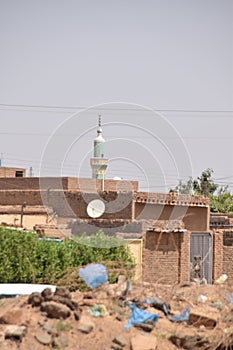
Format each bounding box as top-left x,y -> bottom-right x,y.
0,103 -> 233,116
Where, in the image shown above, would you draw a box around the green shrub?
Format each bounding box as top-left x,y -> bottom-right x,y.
0,228 -> 134,284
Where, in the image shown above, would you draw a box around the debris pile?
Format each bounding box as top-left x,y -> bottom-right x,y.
0,279 -> 233,349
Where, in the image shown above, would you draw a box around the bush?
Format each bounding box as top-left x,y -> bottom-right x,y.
0,228 -> 134,284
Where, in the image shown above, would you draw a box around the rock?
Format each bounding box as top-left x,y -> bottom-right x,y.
28,292 -> 44,307
52,295 -> 78,310
134,322 -> 154,332
78,323 -> 93,334
40,301 -> 71,319
189,310 -> 217,329
5,325 -> 27,341
52,334 -> 69,348
74,310 -> 80,321
41,288 -> 53,300
111,345 -> 122,350
0,307 -> 23,325
169,332 -> 209,350
130,334 -> 157,350
35,330 -> 52,345
54,287 -> 71,299
112,334 -> 127,347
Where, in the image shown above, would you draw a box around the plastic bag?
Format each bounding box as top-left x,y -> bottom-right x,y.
169,307 -> 190,323
79,264 -> 108,288
124,304 -> 159,328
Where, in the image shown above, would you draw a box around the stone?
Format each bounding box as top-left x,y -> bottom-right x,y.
35,330 -> 52,345
0,307 -> 23,325
169,333 -> 209,350
111,345 -> 122,350
52,334 -> 69,348
54,287 -> 71,299
78,323 -> 93,334
5,325 -> 27,341
28,292 -> 44,307
189,310 -> 217,329
130,334 -> 157,350
40,302 -> 71,319
74,310 -> 80,321
112,334 -> 127,347
134,322 -> 154,332
52,295 -> 78,310
41,288 -> 53,301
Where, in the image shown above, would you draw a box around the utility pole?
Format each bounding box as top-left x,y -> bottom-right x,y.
29,166 -> 34,177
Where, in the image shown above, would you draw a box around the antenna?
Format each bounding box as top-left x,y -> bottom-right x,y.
87,199 -> 105,218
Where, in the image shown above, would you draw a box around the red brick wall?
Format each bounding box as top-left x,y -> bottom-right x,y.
212,230 -> 223,282
223,246 -> 233,282
142,231 -> 190,284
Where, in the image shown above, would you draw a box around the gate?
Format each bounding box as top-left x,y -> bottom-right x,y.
190,233 -> 212,284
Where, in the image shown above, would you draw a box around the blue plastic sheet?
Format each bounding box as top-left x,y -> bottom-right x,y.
169,307 -> 190,323
143,298 -> 169,316
124,304 -> 160,328
226,292 -> 233,304
79,264 -> 108,289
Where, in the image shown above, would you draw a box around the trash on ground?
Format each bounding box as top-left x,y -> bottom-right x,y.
78,264 -> 108,289
210,302 -> 224,310
169,307 -> 190,323
124,303 -> 159,328
215,274 -> 228,285
197,294 -> 208,303
88,304 -> 108,317
226,292 -> 233,304
143,297 -> 169,316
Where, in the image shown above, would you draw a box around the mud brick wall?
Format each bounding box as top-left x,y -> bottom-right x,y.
135,203 -> 209,231
0,177 -> 138,192
142,231 -> 190,284
0,190 -> 133,220
0,167 -> 26,178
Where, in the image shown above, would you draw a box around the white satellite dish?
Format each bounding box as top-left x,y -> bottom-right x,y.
87,199 -> 105,218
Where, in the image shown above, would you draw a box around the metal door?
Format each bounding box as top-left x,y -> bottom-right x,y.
190,233 -> 212,284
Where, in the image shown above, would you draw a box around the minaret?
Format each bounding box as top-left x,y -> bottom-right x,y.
90,115 -> 108,179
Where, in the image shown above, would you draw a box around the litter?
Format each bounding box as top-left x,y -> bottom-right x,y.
143,298 -> 169,316
210,302 -> 224,310
124,303 -> 159,329
215,274 -> 228,285
78,264 -> 108,289
169,307 -> 190,323
226,292 -> 233,304
88,304 -> 108,317
197,295 -> 208,303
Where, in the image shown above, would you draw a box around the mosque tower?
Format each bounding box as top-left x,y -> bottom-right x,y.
90,115 -> 108,179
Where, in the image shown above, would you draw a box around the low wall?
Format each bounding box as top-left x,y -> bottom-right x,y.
142,231 -> 190,284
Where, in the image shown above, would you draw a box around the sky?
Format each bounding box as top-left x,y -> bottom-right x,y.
0,0 -> 232,192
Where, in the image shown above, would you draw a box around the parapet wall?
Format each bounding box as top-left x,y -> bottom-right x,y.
0,177 -> 138,192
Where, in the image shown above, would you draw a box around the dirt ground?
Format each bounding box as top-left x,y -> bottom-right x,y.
0,280 -> 233,350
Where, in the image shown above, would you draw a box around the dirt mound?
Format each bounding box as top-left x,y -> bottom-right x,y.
0,281 -> 233,350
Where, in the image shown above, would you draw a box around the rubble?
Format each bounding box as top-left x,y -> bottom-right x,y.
0,282 -> 232,349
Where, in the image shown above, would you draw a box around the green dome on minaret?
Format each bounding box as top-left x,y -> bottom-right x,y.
90,116 -> 108,179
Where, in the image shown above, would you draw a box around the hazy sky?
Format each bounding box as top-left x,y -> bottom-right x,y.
0,0 -> 232,192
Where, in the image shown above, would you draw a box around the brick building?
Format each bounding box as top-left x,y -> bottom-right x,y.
0,166 -> 26,178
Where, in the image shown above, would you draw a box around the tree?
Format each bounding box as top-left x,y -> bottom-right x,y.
172,169 -> 233,213
174,177 -> 193,194
210,189 -> 233,213
192,168 -> 218,196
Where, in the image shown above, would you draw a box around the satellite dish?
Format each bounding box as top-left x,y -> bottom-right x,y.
87,199 -> 105,218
